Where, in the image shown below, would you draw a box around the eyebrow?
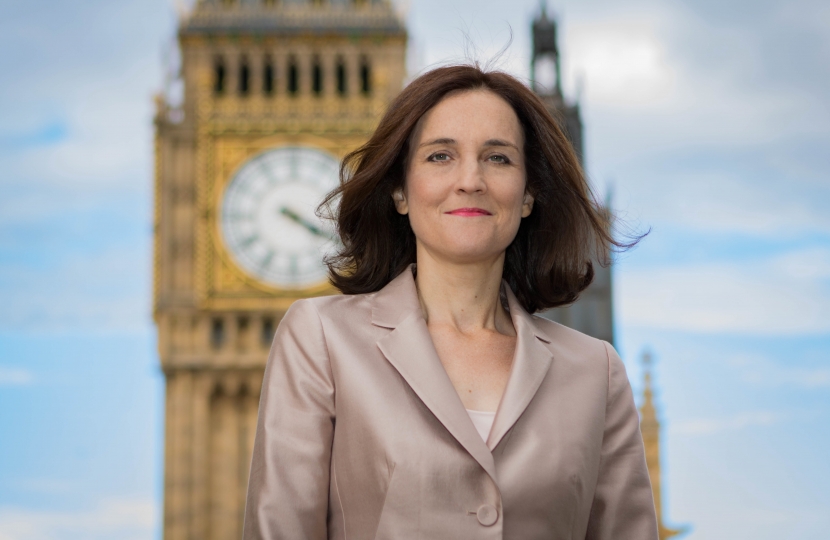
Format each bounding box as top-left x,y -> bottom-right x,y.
417,138 -> 520,150
484,138 -> 520,151
418,138 -> 456,148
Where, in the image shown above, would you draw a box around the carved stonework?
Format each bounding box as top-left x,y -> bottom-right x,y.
153,2 -> 406,538
640,352 -> 688,540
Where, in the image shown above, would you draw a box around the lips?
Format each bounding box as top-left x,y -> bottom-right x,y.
445,207 -> 492,216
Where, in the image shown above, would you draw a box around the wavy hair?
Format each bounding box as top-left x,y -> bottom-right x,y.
320,64 -> 641,313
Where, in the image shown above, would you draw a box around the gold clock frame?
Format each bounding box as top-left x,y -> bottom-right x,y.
198,130 -> 367,311
211,142 -> 342,297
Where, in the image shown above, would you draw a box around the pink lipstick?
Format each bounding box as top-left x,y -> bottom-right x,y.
445,208 -> 492,217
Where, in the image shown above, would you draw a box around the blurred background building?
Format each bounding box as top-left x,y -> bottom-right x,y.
153,1 -> 679,538
3,0 -> 828,538
154,1 -> 405,537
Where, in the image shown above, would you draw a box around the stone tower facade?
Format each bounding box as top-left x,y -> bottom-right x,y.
530,5 -> 614,345
640,352 -> 686,540
152,1 -> 406,538
530,9 -> 685,534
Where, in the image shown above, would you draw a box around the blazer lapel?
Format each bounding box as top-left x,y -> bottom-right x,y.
487,285 -> 555,451
372,267 -> 498,481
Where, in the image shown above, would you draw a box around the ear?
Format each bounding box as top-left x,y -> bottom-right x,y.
392,188 -> 409,215
521,192 -> 534,218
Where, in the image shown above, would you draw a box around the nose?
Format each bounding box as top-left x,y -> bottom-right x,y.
455,155 -> 487,194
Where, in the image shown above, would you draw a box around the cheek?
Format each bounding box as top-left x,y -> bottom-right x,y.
403,176 -> 456,246
494,177 -> 529,216
403,170 -> 445,213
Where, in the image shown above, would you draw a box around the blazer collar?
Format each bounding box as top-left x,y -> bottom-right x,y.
371,265 -> 555,478
370,265 -> 423,330
489,282 -> 554,450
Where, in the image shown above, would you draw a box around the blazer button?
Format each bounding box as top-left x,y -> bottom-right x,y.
476,504 -> 498,526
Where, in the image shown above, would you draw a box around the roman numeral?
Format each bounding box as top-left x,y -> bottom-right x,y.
289,151 -> 298,180
225,212 -> 250,222
288,254 -> 298,278
259,250 -> 275,270
258,162 -> 280,186
239,234 -> 259,248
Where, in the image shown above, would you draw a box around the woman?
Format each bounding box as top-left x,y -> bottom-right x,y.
243,65 -> 657,540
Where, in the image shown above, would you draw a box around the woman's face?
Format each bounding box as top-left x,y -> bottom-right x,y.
395,89 -> 533,266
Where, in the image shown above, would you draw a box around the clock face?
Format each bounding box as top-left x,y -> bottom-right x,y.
219,146 -> 340,290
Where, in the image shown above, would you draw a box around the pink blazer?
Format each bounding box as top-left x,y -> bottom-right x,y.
243,267 -> 658,540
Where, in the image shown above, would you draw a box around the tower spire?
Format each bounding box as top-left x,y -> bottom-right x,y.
531,2 -> 561,96
639,350 -> 687,540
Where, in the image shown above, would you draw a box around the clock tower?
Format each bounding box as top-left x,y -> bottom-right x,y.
152,1 -> 406,538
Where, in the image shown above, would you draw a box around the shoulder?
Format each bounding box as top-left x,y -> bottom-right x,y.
290,291 -> 374,312
530,316 -> 632,405
529,314 -> 621,375
283,291 -> 375,327
269,292 -> 375,365
530,315 -> 607,354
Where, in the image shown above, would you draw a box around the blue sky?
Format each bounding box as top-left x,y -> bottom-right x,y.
1,0 -> 828,538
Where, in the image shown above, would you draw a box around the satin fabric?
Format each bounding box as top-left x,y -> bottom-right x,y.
243,266 -> 658,540
466,409 -> 497,443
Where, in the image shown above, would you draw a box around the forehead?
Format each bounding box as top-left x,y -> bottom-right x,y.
412,89 -> 524,145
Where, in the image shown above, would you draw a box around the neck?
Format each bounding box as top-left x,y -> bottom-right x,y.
413,247 -> 515,336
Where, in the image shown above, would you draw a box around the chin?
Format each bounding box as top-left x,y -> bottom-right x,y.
431,238 -> 510,265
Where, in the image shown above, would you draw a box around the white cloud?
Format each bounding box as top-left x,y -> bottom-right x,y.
625,169 -> 830,237
0,497 -> 157,540
752,367 -> 830,389
0,367 -> 33,386
576,0 -> 827,149
771,247 -> 830,280
618,247 -> 830,335
403,0 -> 830,241
564,16 -> 677,108
727,352 -> 830,389
11,479 -> 73,496
1,65 -> 157,191
672,410 -> 784,436
0,245 -> 151,334
0,0 -> 172,194
561,1 -> 830,240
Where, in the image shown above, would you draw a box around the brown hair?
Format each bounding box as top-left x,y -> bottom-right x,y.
320,64 -> 640,313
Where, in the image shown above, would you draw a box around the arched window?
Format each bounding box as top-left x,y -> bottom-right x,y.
214,57 -> 226,95
312,56 -> 323,96
210,318 -> 225,349
287,56 -> 299,96
336,57 -> 347,96
261,317 -> 275,346
360,56 -> 372,96
263,56 -> 275,95
239,57 -> 250,96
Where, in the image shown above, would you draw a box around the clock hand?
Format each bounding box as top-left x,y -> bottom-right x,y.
279,207 -> 336,241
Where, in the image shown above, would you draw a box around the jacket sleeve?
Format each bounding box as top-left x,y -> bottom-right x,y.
585,342 -> 659,540
243,299 -> 335,540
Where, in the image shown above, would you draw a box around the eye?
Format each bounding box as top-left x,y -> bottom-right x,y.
427,152 -> 451,162
488,154 -> 510,164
